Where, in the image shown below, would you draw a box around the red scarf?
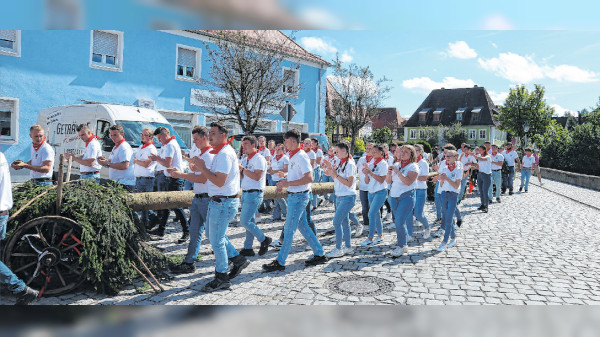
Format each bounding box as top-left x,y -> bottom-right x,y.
447,162 -> 457,172
417,155 -> 423,162
141,142 -> 154,149
312,146 -> 321,152
270,149 -> 275,156
339,157 -> 348,165
32,137 -> 47,152
366,156 -> 373,163
258,146 -> 266,152
275,154 -> 284,161
400,159 -> 411,168
246,150 -> 258,161
373,157 -> 383,165
162,135 -> 176,145
328,154 -> 335,160
210,136 -> 235,154
200,146 -> 213,156
506,148 -> 513,153
492,151 -> 498,156
288,148 -> 302,159
114,138 -> 126,149
85,133 -> 100,147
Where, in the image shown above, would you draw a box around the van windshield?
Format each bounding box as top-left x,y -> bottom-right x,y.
110,121 -> 188,150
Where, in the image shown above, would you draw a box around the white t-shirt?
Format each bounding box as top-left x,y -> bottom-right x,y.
439,162 -> 463,193
161,139 -> 183,178
502,150 -> 519,167
522,155 -> 535,168
367,158 -> 388,193
477,155 -> 492,174
422,152 -> 429,160
436,159 -> 447,195
109,141 -> 135,185
208,145 -> 240,197
387,154 -> 395,166
314,148 -> 324,168
416,158 -> 430,190
490,152 -> 504,170
334,158 -> 357,197
357,155 -> 371,191
30,142 -> 54,179
459,153 -> 477,172
0,152 -> 13,211
287,150 -> 313,193
389,162 -> 419,197
241,152 -> 267,191
270,154 -> 289,182
306,149 -> 316,168
81,138 -> 102,173
259,147 -> 271,162
192,146 -> 214,194
134,143 -> 158,178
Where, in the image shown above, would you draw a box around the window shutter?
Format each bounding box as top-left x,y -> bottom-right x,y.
0,30 -> 16,42
178,48 -> 196,67
93,31 -> 118,56
0,99 -> 14,112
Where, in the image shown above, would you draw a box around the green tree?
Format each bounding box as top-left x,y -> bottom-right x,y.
498,84 -> 553,146
443,122 -> 467,149
325,115 -> 338,142
569,122 -> 600,176
343,137 -> 365,153
536,120 -> 572,171
372,126 -> 393,145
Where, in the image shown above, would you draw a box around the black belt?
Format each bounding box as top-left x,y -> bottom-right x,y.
288,190 -> 309,194
492,169 -> 501,171
211,195 -> 238,202
243,189 -> 262,193
0,210 -> 8,216
155,171 -> 165,175
82,171 -> 100,174
32,178 -> 52,182
195,193 -> 209,198
137,176 -> 154,179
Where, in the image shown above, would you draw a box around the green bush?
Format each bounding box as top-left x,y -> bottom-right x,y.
343,137 -> 366,153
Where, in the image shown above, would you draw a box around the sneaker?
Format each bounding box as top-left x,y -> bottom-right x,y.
385,213 -> 393,221
201,273 -> 231,292
483,206 -> 488,213
496,197 -> 501,203
434,229 -> 444,237
15,286 -> 39,305
436,242 -> 447,252
342,247 -> 354,255
354,224 -> 364,237
304,255 -> 328,266
434,218 -> 442,224
477,205 -> 485,210
372,237 -> 383,245
258,237 -> 272,256
509,191 -> 514,195
540,182 -> 544,186
147,227 -> 165,237
303,244 -> 312,251
270,239 -> 281,247
391,246 -> 408,257
386,223 -> 396,230
360,238 -> 374,247
406,235 -> 413,243
325,248 -> 344,258
170,262 -> 196,274
524,190 -> 528,193
423,228 -> 431,239
239,248 -> 256,257
228,256 -> 250,279
262,260 -> 285,272
447,239 -> 456,248
177,232 -> 190,244
519,187 -> 523,192
456,219 -> 463,228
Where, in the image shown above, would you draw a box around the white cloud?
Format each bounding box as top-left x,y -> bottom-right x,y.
446,41 -> 477,59
299,8 -> 344,29
478,52 -> 545,83
488,90 -> 509,105
340,50 -> 353,63
482,14 -> 515,30
550,104 -> 576,117
546,64 -> 598,83
299,37 -> 337,55
402,76 -> 475,92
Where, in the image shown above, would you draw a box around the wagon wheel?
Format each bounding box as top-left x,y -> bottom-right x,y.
3,216 -> 85,296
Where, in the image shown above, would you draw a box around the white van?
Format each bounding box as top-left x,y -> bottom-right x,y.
37,103 -> 188,180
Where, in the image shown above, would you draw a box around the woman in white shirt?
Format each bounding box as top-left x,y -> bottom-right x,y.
473,145 -> 492,213
412,144 -> 431,239
360,144 -> 388,247
322,141 -> 357,258
432,150 -> 463,252
520,148 -> 535,192
386,145 -> 419,257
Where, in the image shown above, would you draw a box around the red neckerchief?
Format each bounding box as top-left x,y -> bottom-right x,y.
275,154 -> 284,161
85,133 -> 100,147
270,149 -> 275,156
400,159 -> 411,168
492,151 -> 498,156
366,156 -> 373,163
162,135 -> 176,145
373,157 -> 383,165
328,154 -> 334,160
32,137 -> 47,152
447,162 -> 457,172
210,136 -> 234,154
141,142 -> 154,150
506,148 -> 513,153
114,138 -> 126,149
200,146 -> 213,156
339,157 -> 348,165
288,148 -> 302,159
312,146 -> 321,152
246,150 -> 258,161
258,146 -> 266,152
417,155 -> 423,162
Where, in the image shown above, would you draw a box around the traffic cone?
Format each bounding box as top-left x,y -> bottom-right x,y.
468,180 -> 474,193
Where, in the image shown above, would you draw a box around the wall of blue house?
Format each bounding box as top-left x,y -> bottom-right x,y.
0,30 -> 327,165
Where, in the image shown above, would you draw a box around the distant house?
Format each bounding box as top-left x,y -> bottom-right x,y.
371,107 -> 406,140
403,86 -> 507,146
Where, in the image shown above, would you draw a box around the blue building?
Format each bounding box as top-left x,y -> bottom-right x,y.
0,30 -> 329,178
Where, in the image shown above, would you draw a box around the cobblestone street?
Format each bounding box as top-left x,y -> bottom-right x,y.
2,177 -> 599,305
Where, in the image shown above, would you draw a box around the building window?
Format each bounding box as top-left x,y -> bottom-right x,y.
0,30 -> 20,57
469,129 -> 477,140
456,107 -> 466,121
479,129 -> 487,140
0,98 -> 19,144
176,45 -> 201,81
419,129 -> 426,139
90,30 -> 123,71
410,129 -> 417,139
470,106 -> 482,123
433,108 -> 443,122
418,109 -> 429,122
282,67 -> 299,96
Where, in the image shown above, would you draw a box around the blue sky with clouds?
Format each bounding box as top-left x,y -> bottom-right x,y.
294,30 -> 600,117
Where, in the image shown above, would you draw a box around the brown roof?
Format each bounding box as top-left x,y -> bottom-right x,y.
371,107 -> 405,129
325,78 -> 342,117
189,30 -> 331,66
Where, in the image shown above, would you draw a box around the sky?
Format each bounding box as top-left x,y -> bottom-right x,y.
293,30 -> 600,118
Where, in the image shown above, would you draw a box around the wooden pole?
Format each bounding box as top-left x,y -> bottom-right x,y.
56,154 -> 65,215
65,156 -> 73,183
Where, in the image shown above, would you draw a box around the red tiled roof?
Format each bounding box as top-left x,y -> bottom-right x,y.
371,108 -> 405,129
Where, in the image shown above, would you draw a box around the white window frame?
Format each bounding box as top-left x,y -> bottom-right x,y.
89,30 -> 124,72
0,97 -> 19,144
479,128 -> 487,140
175,44 -> 202,82
409,129 -> 417,140
419,129 -> 426,139
469,129 -> 477,140
456,107 -> 466,121
282,67 -> 300,98
0,30 -> 21,57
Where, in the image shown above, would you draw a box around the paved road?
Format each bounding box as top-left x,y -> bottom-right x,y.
2,177 -> 599,305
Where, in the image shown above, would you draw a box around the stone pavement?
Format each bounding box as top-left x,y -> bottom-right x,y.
2,177 -> 599,305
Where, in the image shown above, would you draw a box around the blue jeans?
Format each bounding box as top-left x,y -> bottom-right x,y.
0,215 -> 26,294
323,174 -> 335,203
277,191 -> 324,266
359,190 -> 370,228
156,174 -> 189,232
241,191 -> 267,249
478,172 -> 491,206
184,196 -> 210,264
332,194 -> 356,249
311,167 -> 323,207
207,198 -> 240,273
458,175 -> 469,200
272,179 -> 288,220
414,188 -> 430,230
489,170 -> 502,200
367,189 -> 387,237
135,177 -> 155,228
81,172 -> 100,183
520,169 -> 532,191
434,182 -> 442,220
503,166 -> 515,192
306,193 -> 316,234
441,191 -> 458,243
390,190 -> 415,247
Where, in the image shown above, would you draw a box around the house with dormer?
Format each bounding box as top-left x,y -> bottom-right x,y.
403,86 -> 507,146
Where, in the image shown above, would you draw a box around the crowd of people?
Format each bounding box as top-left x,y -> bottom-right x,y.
0,123 -> 544,302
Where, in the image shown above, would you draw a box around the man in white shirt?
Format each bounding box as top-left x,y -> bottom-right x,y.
268,144 -> 289,222
262,129 -> 327,272
97,124 -> 135,189
311,138 -> 324,209
11,125 -> 55,186
488,144 -> 504,203
357,143 -> 374,234
457,144 -> 476,202
195,122 -> 250,292
257,136 -> 273,213
147,127 -> 189,243
64,124 -> 102,182
168,126 -> 214,274
132,128 -> 158,233
302,139 -> 317,233
1,151 -> 39,305
501,143 -> 521,195
237,135 -> 272,257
